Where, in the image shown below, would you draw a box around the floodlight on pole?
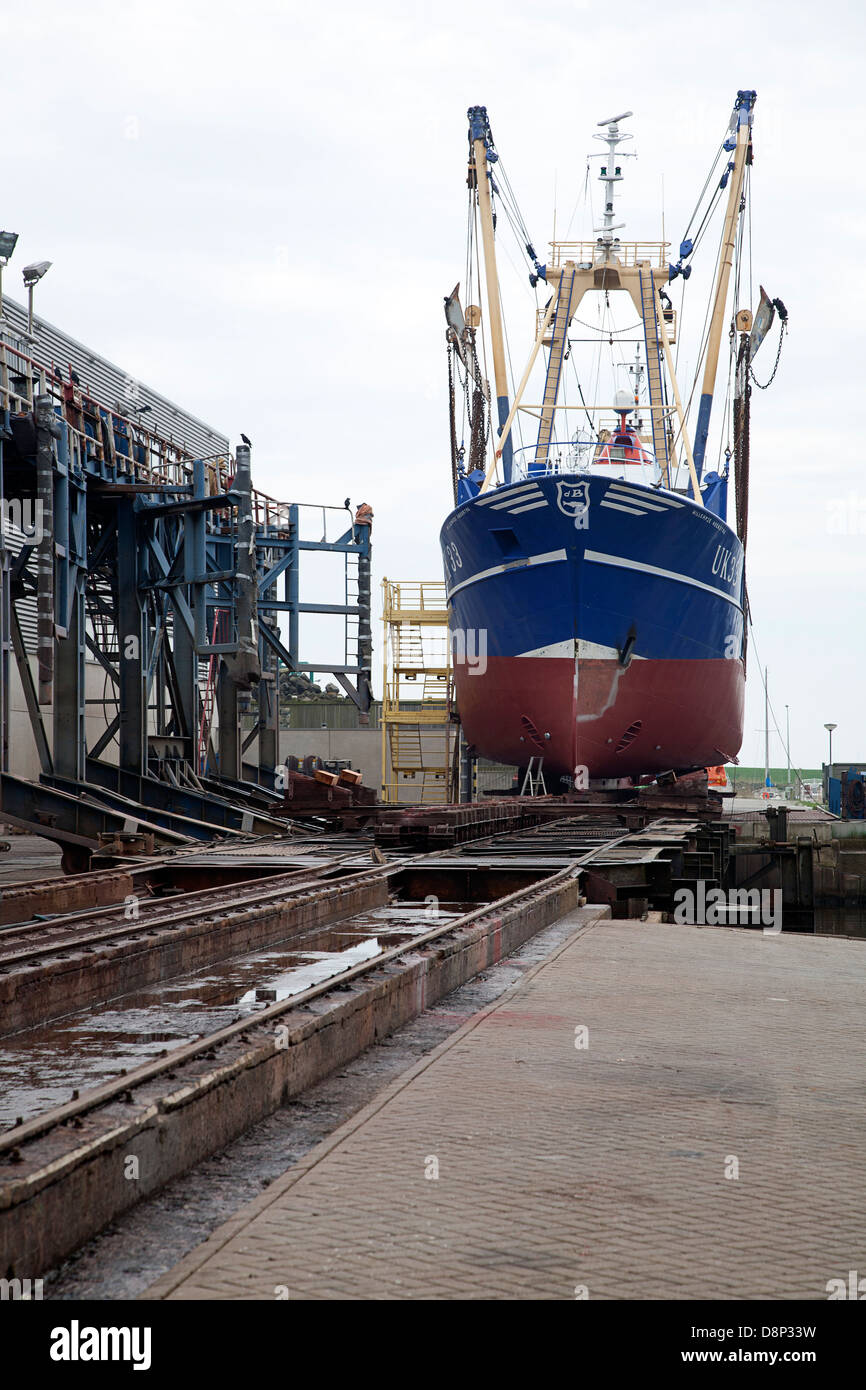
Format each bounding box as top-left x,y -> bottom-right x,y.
0,229 -> 19,320
22,260 -> 52,339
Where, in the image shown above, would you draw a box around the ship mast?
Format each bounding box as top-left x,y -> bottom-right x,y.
468,106 -> 513,486
594,110 -> 634,262
692,90 -> 756,479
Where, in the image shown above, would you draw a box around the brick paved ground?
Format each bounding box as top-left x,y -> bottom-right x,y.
144,911 -> 866,1300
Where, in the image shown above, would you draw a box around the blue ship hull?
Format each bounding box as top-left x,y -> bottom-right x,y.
440,473 -> 746,784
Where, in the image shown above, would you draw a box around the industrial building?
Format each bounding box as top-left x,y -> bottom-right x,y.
0,294 -> 373,864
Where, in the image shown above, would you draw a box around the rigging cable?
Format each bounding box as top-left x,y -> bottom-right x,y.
676,213 -> 729,446
564,161 -> 591,240
447,340 -> 460,504
496,275 -> 527,459
681,136 -> 727,242
719,181 -> 748,475
569,355 -> 595,434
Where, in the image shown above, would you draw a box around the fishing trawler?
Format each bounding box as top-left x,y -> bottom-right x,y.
441,94 -> 784,786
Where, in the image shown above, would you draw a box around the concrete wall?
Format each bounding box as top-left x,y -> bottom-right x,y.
279,729 -> 383,792
8,666 -> 404,800
7,654 -> 120,782
278,729 -> 463,803
7,667 -> 486,807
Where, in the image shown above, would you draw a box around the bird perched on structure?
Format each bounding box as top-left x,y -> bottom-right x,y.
240,432 -> 251,446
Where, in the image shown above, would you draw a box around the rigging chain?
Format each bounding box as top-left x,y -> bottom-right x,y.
447,338 -> 460,505
749,314 -> 787,389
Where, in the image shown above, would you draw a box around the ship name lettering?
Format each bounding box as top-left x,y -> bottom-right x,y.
711,544 -> 740,584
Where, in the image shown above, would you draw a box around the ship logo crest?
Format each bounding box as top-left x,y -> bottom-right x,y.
555,480 -> 590,519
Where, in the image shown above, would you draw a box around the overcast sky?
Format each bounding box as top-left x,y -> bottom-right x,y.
3,0 -> 863,770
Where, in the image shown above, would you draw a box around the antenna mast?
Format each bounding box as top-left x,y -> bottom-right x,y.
592,111 -> 635,260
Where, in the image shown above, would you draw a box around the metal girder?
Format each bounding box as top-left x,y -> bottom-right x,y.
8,591 -> 53,774
90,715 -> 121,761
138,490 -> 239,519
84,632 -> 120,685
333,672 -> 364,709
82,758 -> 286,836
260,620 -> 295,670
0,770 -> 192,852
117,498 -> 145,774
44,773 -> 227,843
141,530 -> 196,641
258,549 -> 295,595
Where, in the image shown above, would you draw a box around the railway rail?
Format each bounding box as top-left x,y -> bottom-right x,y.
0,812 -> 728,1279
0,852 -> 385,964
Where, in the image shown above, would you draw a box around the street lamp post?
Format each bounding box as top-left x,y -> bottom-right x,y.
22,260 -> 52,339
763,666 -> 770,789
824,722 -> 837,804
0,230 -> 20,321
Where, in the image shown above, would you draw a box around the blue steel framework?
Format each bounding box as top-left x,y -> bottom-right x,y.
0,305 -> 371,866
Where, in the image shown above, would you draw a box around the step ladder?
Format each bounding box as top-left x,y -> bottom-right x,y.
638,265 -> 671,482
197,608 -> 226,774
395,622 -> 426,675
534,265 -> 577,471
521,757 -> 547,796
380,579 -> 455,804
345,547 -> 360,671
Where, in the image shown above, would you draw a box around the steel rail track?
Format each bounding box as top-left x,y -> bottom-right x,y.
0,853 -> 397,969
0,825 -> 636,1154
0,815 -> 633,968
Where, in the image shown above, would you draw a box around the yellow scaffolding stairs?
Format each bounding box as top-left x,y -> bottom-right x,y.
534,263 -> 577,470
380,580 -> 456,804
638,265 -> 672,484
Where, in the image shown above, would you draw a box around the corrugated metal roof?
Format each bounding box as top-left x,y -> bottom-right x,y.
0,296 -> 228,460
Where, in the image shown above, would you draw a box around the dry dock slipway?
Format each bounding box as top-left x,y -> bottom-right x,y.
1,104 -> 865,1316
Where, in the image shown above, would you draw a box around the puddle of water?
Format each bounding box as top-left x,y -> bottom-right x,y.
237,937 -> 381,1009
0,903 -> 473,1128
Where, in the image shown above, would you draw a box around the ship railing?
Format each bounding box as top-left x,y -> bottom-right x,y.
252,499 -> 366,542
535,303 -> 676,343
548,239 -> 670,269
510,445 -> 585,478
511,440 -> 657,473
0,332 -> 209,490
382,579 -> 449,624
509,441 -> 664,488
0,328 -> 294,524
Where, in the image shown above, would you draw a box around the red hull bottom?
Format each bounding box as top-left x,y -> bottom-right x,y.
454,655 -> 744,783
